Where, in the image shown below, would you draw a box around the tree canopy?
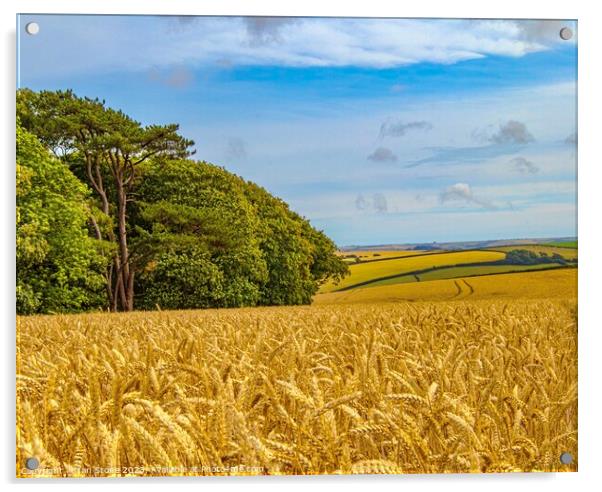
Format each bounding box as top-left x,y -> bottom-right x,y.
505,249 -> 569,266
16,121 -> 106,314
18,88 -> 194,311
16,89 -> 349,314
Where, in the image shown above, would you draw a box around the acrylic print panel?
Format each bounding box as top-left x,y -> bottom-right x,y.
16,15 -> 577,477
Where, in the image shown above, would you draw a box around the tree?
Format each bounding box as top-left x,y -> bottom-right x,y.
140,246 -> 226,310
17,89 -> 349,313
504,249 -> 567,265
242,180 -> 349,305
134,159 -> 349,309
133,159 -> 269,309
16,121 -> 106,314
17,89 -> 194,311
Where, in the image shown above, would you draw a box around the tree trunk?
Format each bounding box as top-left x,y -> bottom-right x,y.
86,157 -> 124,312
116,175 -> 134,311
126,270 -> 135,311
113,258 -> 127,311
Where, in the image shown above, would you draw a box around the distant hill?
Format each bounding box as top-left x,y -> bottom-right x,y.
341,237 -> 577,252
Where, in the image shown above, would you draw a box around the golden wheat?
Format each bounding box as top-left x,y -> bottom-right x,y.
16,298 -> 577,477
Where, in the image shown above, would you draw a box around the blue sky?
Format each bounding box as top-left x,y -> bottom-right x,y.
17,15 -> 577,246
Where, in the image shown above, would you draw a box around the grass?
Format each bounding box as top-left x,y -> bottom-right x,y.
321,250 -> 506,293
547,241 -> 578,249
17,285 -> 577,476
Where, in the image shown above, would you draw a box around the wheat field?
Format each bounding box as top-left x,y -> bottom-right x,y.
17,295 -> 577,477
315,269 -> 577,305
319,250 -> 506,292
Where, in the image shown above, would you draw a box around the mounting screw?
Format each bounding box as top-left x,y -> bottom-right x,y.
25,457 -> 39,470
559,452 -> 573,465
25,22 -> 40,35
559,27 -> 573,41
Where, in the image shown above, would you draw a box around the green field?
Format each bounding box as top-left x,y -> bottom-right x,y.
491,244 -> 578,259
321,250 -> 506,293
324,244 -> 578,293
365,263 -> 567,288
547,241 -> 578,249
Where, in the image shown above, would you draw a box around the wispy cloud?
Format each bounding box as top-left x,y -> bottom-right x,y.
18,16 -> 577,80
408,144 -> 524,168
490,120 -> 535,145
355,194 -> 367,210
378,120 -> 432,139
440,182 -> 496,209
564,132 -> 577,145
511,156 -> 539,174
367,147 -> 398,163
373,193 -> 388,213
516,20 -> 573,43
355,193 -> 388,213
474,120 -> 535,145
244,17 -> 299,46
408,120 -> 536,168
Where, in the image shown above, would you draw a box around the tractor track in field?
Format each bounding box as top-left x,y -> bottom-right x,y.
453,280 -> 462,297
452,279 -> 474,299
463,279 -> 474,296
335,264 -> 574,293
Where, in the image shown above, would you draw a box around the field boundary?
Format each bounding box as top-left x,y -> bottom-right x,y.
340,248 -> 497,265
334,263 -> 576,292
344,243 -> 578,265
487,243 -> 579,253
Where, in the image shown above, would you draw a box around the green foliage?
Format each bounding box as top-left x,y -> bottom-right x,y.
135,160 -> 348,310
16,89 -> 348,313
17,88 -> 195,312
505,249 -> 567,266
16,122 -> 106,314
242,181 -> 348,305
17,89 -> 194,164
139,247 -> 226,310
134,160 -> 268,309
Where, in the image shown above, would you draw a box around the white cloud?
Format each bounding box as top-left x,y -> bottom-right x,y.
440,182 -> 496,209
158,18 -> 572,69
20,16 -> 575,79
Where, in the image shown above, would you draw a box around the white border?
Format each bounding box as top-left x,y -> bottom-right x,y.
2,1 -> 601,491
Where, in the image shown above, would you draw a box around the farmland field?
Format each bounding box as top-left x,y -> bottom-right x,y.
315,268 -> 576,304
337,250 -> 441,263
320,250 -> 506,293
17,251 -> 578,477
547,241 -> 578,249
491,245 -> 578,260
365,263 -> 568,288
17,275 -> 577,476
